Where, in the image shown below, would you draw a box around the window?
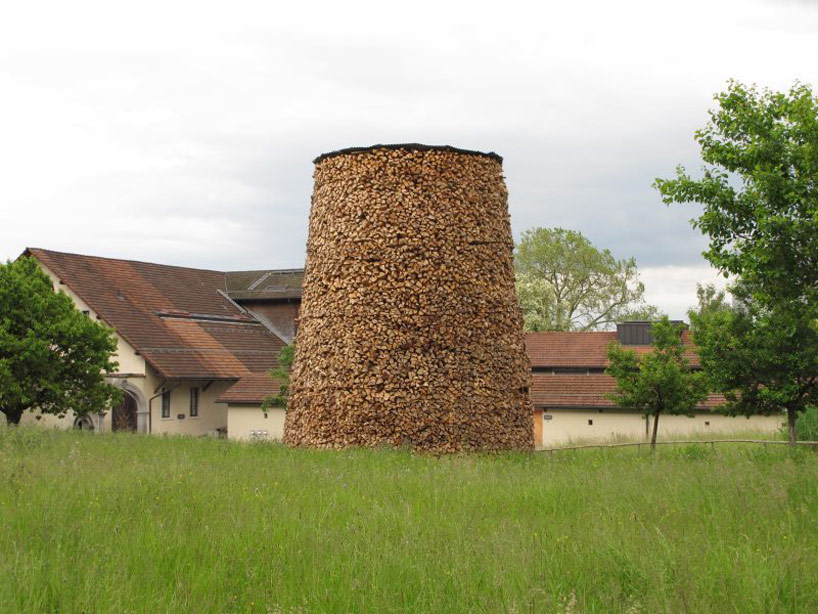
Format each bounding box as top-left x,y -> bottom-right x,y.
190,387 -> 199,417
554,367 -> 590,375
531,367 -> 606,375
161,390 -> 171,418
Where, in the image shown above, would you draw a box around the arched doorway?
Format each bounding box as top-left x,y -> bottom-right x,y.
112,392 -> 138,432
74,415 -> 95,431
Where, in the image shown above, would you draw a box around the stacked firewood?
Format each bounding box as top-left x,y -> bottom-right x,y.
284,144 -> 533,452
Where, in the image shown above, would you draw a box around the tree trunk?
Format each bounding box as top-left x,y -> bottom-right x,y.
787,407 -> 797,446
2,407 -> 24,425
650,410 -> 660,451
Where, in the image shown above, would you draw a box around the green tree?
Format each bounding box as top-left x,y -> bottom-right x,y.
262,343 -> 294,412
689,283 -> 818,445
0,257 -> 121,425
656,81 -> 818,444
606,317 -> 709,449
514,227 -> 657,331
690,283 -> 729,319
655,81 -> 818,305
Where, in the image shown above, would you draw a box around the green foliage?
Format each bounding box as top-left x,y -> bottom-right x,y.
2,427 -> 818,612
0,257 -> 121,424
692,283 -> 729,319
514,227 -> 657,331
261,343 -> 294,412
656,81 -> 818,444
795,406 -> 818,442
606,317 -> 709,447
655,81 -> 818,306
689,284 -> 818,423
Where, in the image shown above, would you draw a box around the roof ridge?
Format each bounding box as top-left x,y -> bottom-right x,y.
26,247 -> 224,274
226,267 -> 306,275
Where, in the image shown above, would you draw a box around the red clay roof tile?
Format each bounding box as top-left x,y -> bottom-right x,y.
530,373 -> 724,410
218,373 -> 284,404
26,248 -> 285,380
524,330 -> 700,368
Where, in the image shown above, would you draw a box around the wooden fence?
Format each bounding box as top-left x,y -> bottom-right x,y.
541,439 -> 818,453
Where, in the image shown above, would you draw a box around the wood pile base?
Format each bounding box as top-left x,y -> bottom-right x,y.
284,144 -> 533,452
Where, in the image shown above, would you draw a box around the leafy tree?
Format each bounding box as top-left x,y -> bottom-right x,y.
691,283 -> 729,319
0,257 -> 121,425
262,343 -> 294,412
514,227 -> 657,331
606,317 -> 709,449
656,81 -> 818,444
689,283 -> 818,445
655,81 -> 818,306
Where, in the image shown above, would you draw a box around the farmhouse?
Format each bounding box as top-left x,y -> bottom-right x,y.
20,248 -> 782,445
20,248 -> 301,437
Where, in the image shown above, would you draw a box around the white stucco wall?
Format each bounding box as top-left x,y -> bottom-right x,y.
226,405 -> 286,441
19,410 -> 78,429
540,408 -> 785,448
20,376 -> 231,436
146,376 -> 232,436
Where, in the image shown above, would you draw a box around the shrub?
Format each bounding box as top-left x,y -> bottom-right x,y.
796,405 -> 818,441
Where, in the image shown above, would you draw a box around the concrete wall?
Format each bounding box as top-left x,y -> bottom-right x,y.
539,408 -> 785,448
227,405 -> 286,441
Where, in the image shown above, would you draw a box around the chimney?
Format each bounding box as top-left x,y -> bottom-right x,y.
616,320 -> 686,345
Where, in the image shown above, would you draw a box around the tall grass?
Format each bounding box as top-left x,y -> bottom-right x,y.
1,426 -> 816,613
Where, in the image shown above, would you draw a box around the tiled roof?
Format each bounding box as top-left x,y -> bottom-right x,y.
525,332 -> 616,367
26,248 -> 286,380
531,374 -> 616,407
219,371 -> 726,410
525,330 -> 718,410
524,330 -> 700,368
218,372 -> 283,404
225,269 -> 304,300
530,373 -> 725,410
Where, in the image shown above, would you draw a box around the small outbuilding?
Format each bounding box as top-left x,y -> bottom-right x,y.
218,373 -> 286,441
526,323 -> 783,447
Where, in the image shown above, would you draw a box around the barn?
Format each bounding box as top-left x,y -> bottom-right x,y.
19,249 -> 782,445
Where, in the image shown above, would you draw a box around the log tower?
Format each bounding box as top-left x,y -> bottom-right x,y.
284,144 -> 533,452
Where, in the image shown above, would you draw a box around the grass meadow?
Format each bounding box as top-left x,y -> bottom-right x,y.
1,427 -> 817,613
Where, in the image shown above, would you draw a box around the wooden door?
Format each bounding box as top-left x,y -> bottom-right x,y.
533,409 -> 544,448
112,393 -> 138,432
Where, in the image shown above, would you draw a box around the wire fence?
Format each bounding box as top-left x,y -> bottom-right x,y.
540,439 -> 818,453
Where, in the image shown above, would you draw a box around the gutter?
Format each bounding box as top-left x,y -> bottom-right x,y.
145,382 -> 181,434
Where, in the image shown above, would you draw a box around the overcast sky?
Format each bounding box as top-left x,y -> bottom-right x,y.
2,0 -> 817,319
